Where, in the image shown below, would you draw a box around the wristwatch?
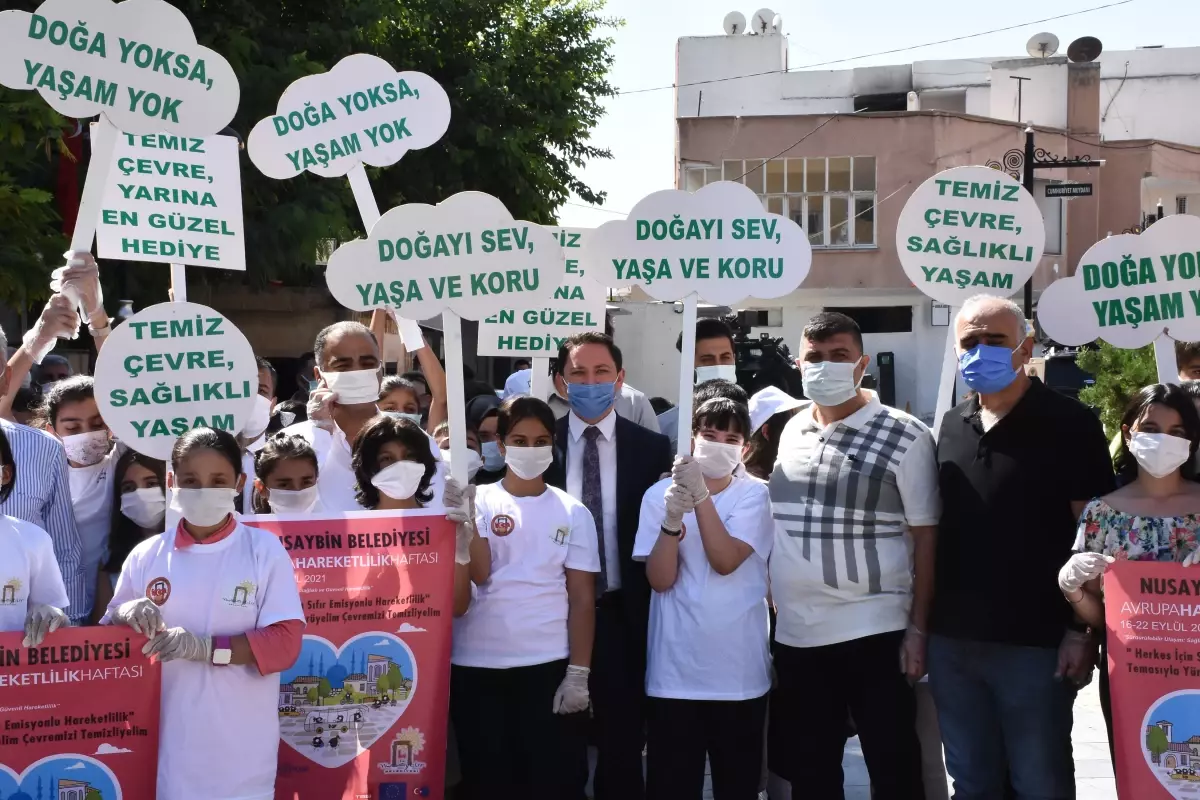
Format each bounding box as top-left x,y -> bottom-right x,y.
211,635 -> 232,666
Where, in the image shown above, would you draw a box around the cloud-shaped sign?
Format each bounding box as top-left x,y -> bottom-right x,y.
1038,214 -> 1200,348
325,191 -> 565,321
581,181 -> 811,305
248,53 -> 451,179
0,0 -> 239,135
896,165 -> 1045,306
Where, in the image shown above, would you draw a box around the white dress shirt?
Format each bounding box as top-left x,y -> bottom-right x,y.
566,410 -> 620,591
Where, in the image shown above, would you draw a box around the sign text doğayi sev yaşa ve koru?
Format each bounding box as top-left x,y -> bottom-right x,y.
614,216 -> 790,285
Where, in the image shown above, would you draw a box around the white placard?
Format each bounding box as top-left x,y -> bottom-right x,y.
896,166 -> 1045,305
0,0 -> 239,135
94,301 -> 257,459
582,181 -> 811,305
95,129 -> 245,270
324,191 -> 565,322
247,53 -> 451,179
1038,214 -> 1200,348
477,227 -> 604,357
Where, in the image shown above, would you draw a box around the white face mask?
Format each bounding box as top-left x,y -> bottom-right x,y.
801,359 -> 862,407
242,393 -> 273,439
442,447 -> 483,481
695,364 -> 737,385
61,430 -> 109,466
321,368 -> 381,405
504,445 -> 554,480
174,487 -> 237,527
268,485 -> 320,514
371,460 -> 426,501
693,438 -> 743,479
121,487 -> 165,530
1129,432 -> 1193,478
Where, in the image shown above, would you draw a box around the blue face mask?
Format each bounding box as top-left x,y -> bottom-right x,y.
958,344 -> 1020,395
567,381 -> 616,420
384,411 -> 422,426
481,440 -> 505,471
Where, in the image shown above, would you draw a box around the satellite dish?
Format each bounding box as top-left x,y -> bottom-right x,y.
771,13 -> 783,33
751,8 -> 775,35
1067,36 -> 1103,63
1026,32 -> 1060,59
722,11 -> 746,35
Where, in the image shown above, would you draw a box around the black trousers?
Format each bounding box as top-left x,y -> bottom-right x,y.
449,658 -> 588,800
591,591 -> 648,800
646,694 -> 768,800
769,630 -> 925,800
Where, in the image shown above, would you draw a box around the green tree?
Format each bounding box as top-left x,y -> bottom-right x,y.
307,686 -> 318,704
1078,342 -> 1157,436
85,789 -> 103,800
317,677 -> 333,706
169,0 -> 619,290
375,673 -> 389,698
387,663 -> 405,699
1147,724 -> 1170,763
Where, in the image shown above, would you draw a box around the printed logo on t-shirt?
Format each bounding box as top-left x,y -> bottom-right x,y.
491,514 -> 515,537
552,526 -> 568,546
0,577 -> 24,605
224,579 -> 258,607
147,577 -> 172,606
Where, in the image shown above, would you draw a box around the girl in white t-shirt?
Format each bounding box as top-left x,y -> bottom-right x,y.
252,433 -> 321,514
34,376 -> 122,620
105,426 -> 305,800
0,425 -> 70,646
451,395 -> 600,800
91,450 -> 166,623
635,397 -> 775,800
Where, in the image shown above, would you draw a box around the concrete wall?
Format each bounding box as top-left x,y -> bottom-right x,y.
989,58 -> 1070,128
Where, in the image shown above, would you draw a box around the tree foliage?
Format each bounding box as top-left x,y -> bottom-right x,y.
1077,342 -> 1157,436
1147,724 -> 1169,761
179,0 -> 619,289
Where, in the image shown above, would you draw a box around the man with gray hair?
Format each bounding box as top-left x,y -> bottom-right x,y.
928,294 -> 1114,798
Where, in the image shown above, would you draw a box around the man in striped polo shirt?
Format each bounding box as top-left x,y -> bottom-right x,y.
767,312 -> 940,799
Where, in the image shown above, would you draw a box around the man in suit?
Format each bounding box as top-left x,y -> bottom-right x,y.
545,332 -> 673,800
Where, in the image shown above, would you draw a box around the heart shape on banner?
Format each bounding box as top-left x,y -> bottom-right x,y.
278,632 -> 419,769
1142,689 -> 1200,798
0,754 -> 122,799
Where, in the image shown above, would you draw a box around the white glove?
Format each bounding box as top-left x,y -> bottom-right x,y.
1058,553 -> 1114,594
671,455 -> 709,504
443,477 -> 477,565
52,250 -> 104,327
23,294 -> 79,363
112,597 -> 166,637
662,482 -> 695,533
552,665 -> 591,714
23,603 -> 68,647
143,627 -> 212,663
306,385 -> 336,432
1185,548 -> 1200,568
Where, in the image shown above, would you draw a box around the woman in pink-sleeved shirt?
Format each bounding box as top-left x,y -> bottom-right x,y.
105,426 -> 304,800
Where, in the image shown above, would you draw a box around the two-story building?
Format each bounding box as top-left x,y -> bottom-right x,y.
609,29 -> 1200,421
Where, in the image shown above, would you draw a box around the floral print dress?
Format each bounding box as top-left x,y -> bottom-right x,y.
1074,497 -> 1200,563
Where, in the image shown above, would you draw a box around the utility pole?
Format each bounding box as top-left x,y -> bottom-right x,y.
1011,75 -> 1031,124
1019,126 -> 1103,318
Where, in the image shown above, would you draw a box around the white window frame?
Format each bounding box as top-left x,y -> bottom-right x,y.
683,157 -> 877,248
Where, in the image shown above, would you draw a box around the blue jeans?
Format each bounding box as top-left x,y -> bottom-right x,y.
927,635 -> 1076,800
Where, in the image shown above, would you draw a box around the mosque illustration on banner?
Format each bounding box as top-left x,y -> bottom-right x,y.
277,633 -> 418,765
0,755 -> 122,800
1144,691 -> 1200,795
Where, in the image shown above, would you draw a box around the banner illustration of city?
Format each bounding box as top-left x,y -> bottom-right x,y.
0,626 -> 161,800
244,510 -> 454,800
1107,561 -> 1200,798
